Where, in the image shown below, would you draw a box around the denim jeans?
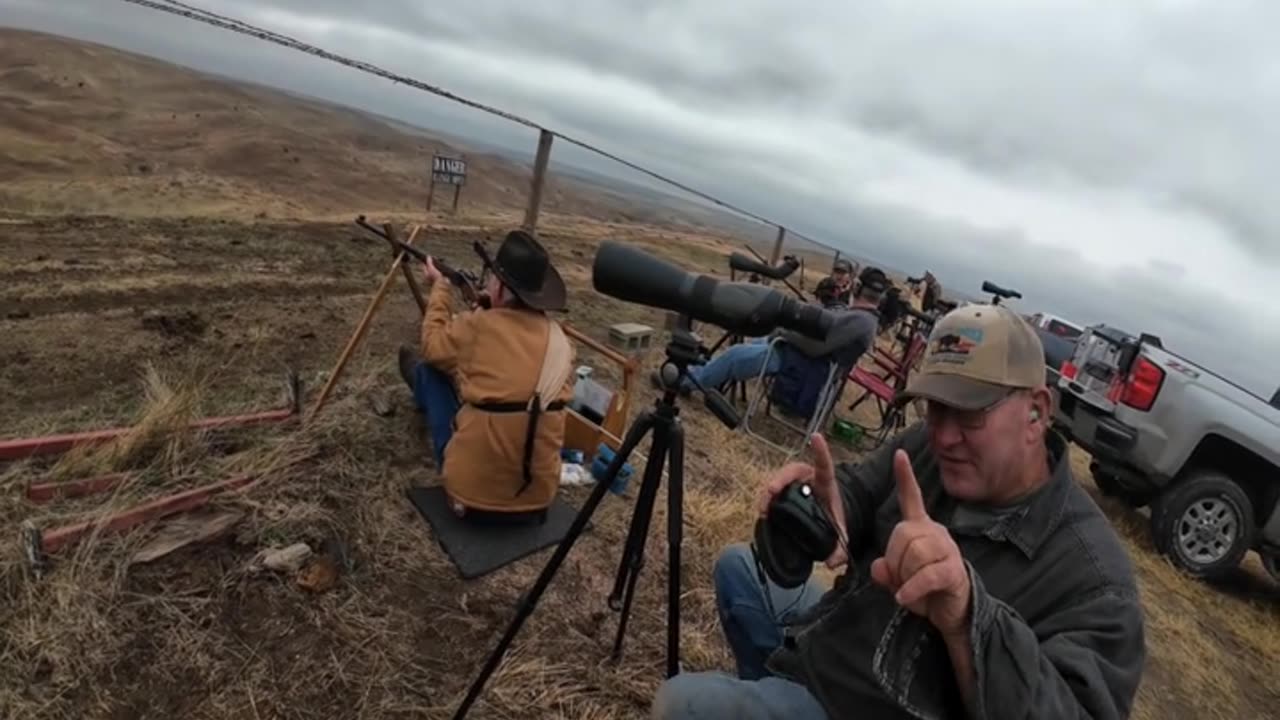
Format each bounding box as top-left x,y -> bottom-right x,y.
651,544 -> 828,720
685,339 -> 781,392
410,361 -> 461,468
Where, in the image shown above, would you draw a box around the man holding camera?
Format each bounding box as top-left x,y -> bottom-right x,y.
653,305 -> 1145,719
398,230 -> 575,521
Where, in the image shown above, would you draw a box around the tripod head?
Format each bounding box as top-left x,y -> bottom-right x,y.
654,319 -> 743,430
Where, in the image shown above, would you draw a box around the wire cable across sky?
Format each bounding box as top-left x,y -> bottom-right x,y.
115,0 -> 837,253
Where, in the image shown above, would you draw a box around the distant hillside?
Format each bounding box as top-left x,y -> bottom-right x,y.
0,28 -> 853,270
0,29 -> 659,221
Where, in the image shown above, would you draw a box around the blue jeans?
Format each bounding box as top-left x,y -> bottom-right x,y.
651,544 -> 828,719
410,362 -> 461,468
686,339 -> 781,392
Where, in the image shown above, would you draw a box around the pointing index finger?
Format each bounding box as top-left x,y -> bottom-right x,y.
893,449 -> 928,521
810,433 -> 835,481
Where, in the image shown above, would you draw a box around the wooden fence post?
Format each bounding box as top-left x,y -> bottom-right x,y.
524,129 -> 555,231
769,226 -> 787,265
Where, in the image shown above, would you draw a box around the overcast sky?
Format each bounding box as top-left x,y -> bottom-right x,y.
5,0 -> 1280,397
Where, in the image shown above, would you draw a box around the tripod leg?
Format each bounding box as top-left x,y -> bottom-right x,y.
665,421 -> 685,678
607,422 -> 669,608
451,411 -> 657,720
608,423 -> 671,660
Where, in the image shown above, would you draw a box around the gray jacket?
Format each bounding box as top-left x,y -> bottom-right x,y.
776,305 -> 879,369
766,424 -> 1146,719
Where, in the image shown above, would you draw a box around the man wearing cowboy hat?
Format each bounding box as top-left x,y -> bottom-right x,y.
399,229 -> 575,521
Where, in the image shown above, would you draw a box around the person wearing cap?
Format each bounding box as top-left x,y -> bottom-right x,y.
829,258 -> 856,305
653,305 -> 1145,720
398,230 -> 575,521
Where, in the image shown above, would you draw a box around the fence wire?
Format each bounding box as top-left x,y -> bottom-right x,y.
117,0 -> 837,255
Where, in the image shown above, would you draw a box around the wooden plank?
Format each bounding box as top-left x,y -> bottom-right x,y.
130,509 -> 243,564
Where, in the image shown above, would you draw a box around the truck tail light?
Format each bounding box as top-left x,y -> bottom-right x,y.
1060,361 -> 1077,380
1120,357 -> 1165,412
1106,380 -> 1123,404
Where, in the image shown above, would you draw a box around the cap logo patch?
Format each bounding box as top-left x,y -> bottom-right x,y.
931,327 -> 984,364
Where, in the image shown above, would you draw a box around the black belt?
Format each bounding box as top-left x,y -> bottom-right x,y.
471,397 -> 567,496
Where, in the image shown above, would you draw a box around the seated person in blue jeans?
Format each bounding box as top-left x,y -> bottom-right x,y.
652,271 -> 885,398
397,230 -> 575,521
651,305 -> 1146,719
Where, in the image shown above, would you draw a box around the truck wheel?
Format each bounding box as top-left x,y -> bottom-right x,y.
1150,470 -> 1255,580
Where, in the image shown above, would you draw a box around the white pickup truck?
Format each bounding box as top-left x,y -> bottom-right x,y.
1053,325 -> 1280,581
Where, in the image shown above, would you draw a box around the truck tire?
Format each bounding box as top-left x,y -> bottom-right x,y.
1150,470 -> 1255,580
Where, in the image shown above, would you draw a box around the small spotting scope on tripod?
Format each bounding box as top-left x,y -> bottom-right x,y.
728,252 -> 801,281
450,241 -> 837,719
981,280 -> 1023,306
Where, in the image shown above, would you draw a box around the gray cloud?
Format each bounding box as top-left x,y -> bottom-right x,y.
3,0 -> 1278,398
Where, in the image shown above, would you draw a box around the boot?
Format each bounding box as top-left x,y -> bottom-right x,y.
398,345 -> 418,393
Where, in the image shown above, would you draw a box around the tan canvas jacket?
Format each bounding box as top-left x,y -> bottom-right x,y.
420,282 -> 575,513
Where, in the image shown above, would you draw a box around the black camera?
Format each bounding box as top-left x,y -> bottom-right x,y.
753,481 -> 839,589
592,241 -> 833,341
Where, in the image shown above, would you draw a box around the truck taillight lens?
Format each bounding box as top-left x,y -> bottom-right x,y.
1060,361 -> 1077,380
1120,357 -> 1164,411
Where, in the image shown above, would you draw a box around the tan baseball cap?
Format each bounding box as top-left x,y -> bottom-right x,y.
899,304 -> 1045,410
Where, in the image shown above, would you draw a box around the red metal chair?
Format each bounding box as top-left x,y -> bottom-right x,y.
845,332 -> 928,448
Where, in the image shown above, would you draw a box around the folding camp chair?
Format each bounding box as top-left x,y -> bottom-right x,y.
740,338 -> 845,458
846,331 -> 928,449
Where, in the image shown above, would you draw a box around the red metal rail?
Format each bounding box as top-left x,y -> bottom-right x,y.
27,473 -> 130,504
0,408 -> 294,462
1,373 -> 300,462
37,474 -> 254,555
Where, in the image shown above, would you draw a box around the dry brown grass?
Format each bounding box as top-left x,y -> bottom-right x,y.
0,211 -> 1275,718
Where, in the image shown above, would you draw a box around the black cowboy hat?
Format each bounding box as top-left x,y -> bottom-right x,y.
473,230 -> 568,311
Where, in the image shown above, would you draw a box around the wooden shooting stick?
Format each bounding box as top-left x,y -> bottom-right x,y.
386,222 -> 427,313
306,224 -> 423,424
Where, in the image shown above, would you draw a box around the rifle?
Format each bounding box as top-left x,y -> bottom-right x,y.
354,216 -> 488,308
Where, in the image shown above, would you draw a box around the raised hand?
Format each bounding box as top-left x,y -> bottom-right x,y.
870,450 -> 971,637
758,434 -> 849,568
422,256 -> 443,284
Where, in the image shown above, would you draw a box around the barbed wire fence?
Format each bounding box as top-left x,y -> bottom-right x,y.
116,0 -> 847,270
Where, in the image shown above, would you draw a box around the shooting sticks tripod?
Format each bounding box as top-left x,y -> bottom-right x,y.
452,327 -> 737,719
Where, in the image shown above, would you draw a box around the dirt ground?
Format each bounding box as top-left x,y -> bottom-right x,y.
0,212 -> 1276,720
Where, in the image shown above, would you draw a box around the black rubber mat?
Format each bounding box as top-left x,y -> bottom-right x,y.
406,486 -> 588,579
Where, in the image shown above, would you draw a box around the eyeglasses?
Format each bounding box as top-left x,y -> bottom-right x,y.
924,390 -> 1018,431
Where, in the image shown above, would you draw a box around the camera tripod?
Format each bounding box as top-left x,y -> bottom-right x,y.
451,325 -> 738,719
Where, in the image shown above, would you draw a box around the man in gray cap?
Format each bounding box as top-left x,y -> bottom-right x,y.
653,304 -> 1146,720
829,258 -> 856,305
